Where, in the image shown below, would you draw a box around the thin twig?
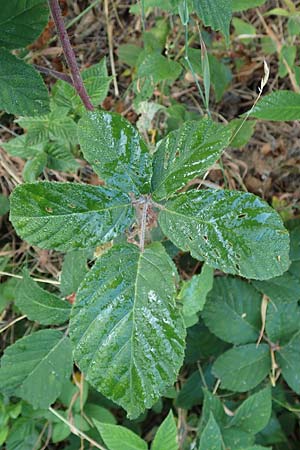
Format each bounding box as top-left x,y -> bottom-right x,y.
34,64 -> 73,85
49,407 -> 107,450
0,315 -> 27,334
104,0 -> 119,97
0,271 -> 60,285
48,0 -> 94,110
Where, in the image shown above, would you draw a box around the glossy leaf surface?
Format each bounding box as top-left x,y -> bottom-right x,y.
152,410 -> 177,450
78,110 -> 152,195
16,269 -> 70,325
0,330 -> 73,409
193,0 -> 232,44
249,91 -> 300,121
0,49 -> 49,116
0,0 -> 49,49
10,182 -> 134,251
212,344 -> 271,392
152,119 -> 231,200
277,331 -> 300,394
159,189 -> 290,280
70,243 -> 186,419
202,277 -> 261,345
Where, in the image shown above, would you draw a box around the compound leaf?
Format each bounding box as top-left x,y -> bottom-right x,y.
152,119 -> 231,201
249,91 -> 300,121
199,412 -> 222,450
228,387 -> 272,434
10,182 -> 134,251
78,110 -> 152,195
16,269 -> 71,325
212,344 -> 271,392
277,331 -> 300,394
95,422 -> 147,450
193,0 -> 232,45
70,243 -> 186,419
202,277 -> 261,345
0,0 -> 49,49
0,330 -> 73,409
159,189 -> 290,280
0,48 -> 49,116
152,410 -> 177,450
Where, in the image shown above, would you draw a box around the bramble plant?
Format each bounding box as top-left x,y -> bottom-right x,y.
1,0 -> 300,449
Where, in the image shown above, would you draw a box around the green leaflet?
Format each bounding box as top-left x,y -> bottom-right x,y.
252,263 -> 300,303
0,330 -> 73,409
249,91 -> 300,121
175,371 -> 204,409
232,0 -> 267,11
222,428 -> 255,449
152,119 -> 231,201
159,189 -> 290,280
179,264 -> 214,326
15,269 -> 71,325
228,387 -> 272,434
151,411 -> 178,450
52,59 -> 111,112
266,302 -> 300,344
18,105 -> 78,146
202,277 -> 261,345
60,250 -> 89,297
95,422 -> 147,450
200,389 -> 227,431
5,419 -> 39,450
0,48 -> 49,116
0,0 -> 49,49
212,344 -> 271,392
9,182 -> 134,251
95,410 -> 177,450
70,243 -> 186,419
193,0 -> 232,45
199,413 -> 223,450
277,331 -> 300,394
22,152 -> 47,182
78,110 -> 152,195
137,53 -> 182,83
0,194 -> 10,216
2,134 -> 44,159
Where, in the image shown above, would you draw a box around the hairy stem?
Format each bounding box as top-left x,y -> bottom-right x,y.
48,0 -> 94,111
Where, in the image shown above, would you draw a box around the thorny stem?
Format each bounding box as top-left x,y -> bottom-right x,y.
48,0 -> 94,111
34,64 -> 73,85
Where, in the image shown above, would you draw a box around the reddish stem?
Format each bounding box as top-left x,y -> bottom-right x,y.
48,0 -> 94,111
